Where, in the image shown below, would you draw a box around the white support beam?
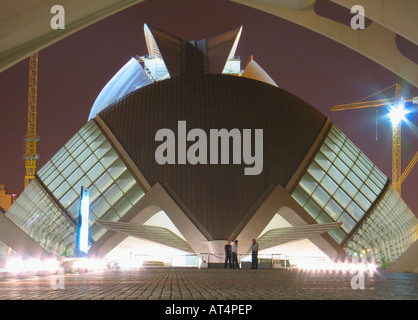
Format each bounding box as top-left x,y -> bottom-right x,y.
232,0 -> 418,87
0,0 -> 144,73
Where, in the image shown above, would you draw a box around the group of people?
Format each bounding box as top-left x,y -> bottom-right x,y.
224,239 -> 259,269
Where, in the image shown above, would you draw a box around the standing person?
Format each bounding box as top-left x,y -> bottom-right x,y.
224,241 -> 232,269
251,239 -> 259,269
231,240 -> 240,269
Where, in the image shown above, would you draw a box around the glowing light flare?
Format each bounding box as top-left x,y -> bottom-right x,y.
388,103 -> 408,125
5,257 -> 60,274
72,258 -> 107,271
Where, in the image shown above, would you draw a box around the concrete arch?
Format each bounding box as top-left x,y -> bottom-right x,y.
0,0 -> 418,87
232,0 -> 418,86
0,0 -> 417,85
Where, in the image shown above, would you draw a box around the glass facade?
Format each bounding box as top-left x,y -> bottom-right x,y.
292,124 -> 388,244
345,185 -> 417,263
36,120 -> 145,247
6,179 -> 77,255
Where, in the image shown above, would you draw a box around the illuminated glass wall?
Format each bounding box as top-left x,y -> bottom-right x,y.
37,120 -> 145,243
345,185 -> 417,263
6,179 -> 77,255
291,124 -> 388,244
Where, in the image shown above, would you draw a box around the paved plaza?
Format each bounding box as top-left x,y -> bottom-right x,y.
0,268 -> 417,301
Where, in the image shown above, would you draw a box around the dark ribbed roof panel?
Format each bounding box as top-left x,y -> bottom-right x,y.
99,74 -> 326,240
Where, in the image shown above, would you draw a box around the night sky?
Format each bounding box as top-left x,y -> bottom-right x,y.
0,0 -> 417,216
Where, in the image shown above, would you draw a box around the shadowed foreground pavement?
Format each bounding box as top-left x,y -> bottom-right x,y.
0,268 -> 417,300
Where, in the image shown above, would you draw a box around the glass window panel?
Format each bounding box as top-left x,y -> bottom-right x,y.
38,162 -> 54,179
104,184 -> 123,205
312,186 -> 331,208
365,178 -> 381,196
307,162 -> 325,182
126,185 -> 145,205
101,209 -> 120,222
346,201 -> 364,221
324,137 -> 340,154
320,144 -> 337,162
359,153 -> 373,171
53,180 -> 71,199
57,155 -> 73,172
48,174 -> 65,192
324,199 -> 344,220
95,172 -> 113,193
60,189 -> 78,209
300,174 -> 318,195
356,159 -> 370,177
329,229 -> 346,244
80,154 -> 98,173
304,199 -> 322,219
76,147 -> 92,166
339,212 -> 356,233
334,188 -> 351,209
372,167 -> 387,183
61,160 -> 78,180
50,148 -> 68,167
90,225 -> 106,242
347,171 -> 362,189
85,126 -> 101,145
90,134 -> 106,152
43,168 -> 60,187
329,127 -> 345,146
342,145 -> 357,163
339,150 -> 354,169
114,197 -> 133,217
101,149 -> 118,169
90,197 -> 111,219
321,174 -> 338,195
72,141 -> 87,159
87,185 -> 101,204
67,167 -> 84,186
332,157 -> 349,176
341,178 -> 357,198
72,176 -> 92,194
345,139 -> 359,157
352,164 -> 367,181
354,192 -> 371,211
316,212 -> 333,224
67,200 -> 80,219
107,159 -> 126,180
369,172 -> 384,189
95,141 -> 112,159
360,184 -> 376,202
67,136 -> 83,155
87,162 -> 106,182
116,171 -> 136,193
292,186 -> 309,207
315,152 -> 332,171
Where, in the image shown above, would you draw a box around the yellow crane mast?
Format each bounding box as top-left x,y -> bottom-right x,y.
331,84 -> 417,196
24,52 -> 39,189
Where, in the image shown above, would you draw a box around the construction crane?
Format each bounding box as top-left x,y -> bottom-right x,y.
24,52 -> 40,189
331,84 -> 418,196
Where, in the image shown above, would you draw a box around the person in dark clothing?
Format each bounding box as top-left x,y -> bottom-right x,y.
224,241 -> 233,269
251,239 -> 259,269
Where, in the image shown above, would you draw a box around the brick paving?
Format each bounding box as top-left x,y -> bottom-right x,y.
0,268 -> 417,301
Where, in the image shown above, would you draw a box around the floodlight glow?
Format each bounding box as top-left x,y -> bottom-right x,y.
5,257 -> 60,274
388,103 -> 407,125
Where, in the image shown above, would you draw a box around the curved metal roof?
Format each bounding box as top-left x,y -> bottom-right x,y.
99,74 -> 327,240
